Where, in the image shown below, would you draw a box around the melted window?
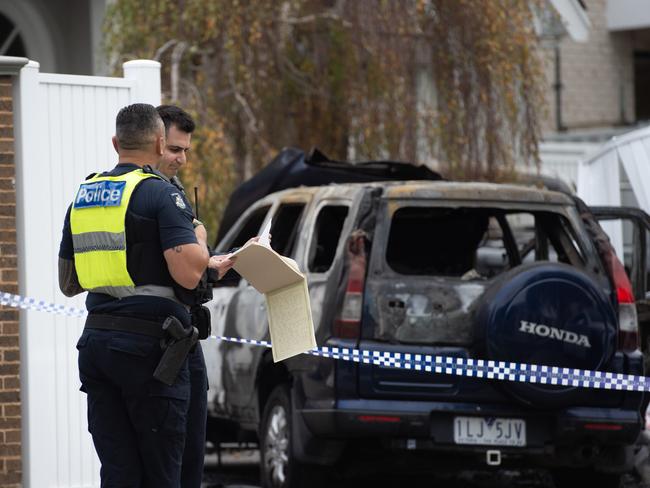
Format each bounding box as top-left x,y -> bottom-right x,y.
217,205 -> 270,287
230,205 -> 271,248
270,203 -> 306,257
386,207 -> 584,278
308,205 -> 349,273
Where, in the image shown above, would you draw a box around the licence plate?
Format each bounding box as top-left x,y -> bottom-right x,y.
454,416 -> 526,447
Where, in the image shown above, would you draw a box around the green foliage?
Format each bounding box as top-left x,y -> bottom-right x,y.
105,0 -> 545,241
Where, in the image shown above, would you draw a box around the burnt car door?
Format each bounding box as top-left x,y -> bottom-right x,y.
205,202 -> 272,418
591,206 -> 650,367
211,195 -> 311,423
299,199 -> 352,338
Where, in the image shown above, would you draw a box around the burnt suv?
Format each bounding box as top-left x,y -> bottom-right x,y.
203,149 -> 646,488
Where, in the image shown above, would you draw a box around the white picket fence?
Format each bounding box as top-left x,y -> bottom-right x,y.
13,59 -> 161,488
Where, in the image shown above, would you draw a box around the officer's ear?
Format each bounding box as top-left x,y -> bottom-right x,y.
111,136 -> 119,154
155,134 -> 165,156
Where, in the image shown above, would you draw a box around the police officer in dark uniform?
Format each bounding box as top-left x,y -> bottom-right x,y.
58,103 -> 234,487
155,104 -> 216,488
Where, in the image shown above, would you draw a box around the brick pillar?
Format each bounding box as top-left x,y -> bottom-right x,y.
0,74 -> 21,488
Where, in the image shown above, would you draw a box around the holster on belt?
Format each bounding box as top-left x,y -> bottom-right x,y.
153,316 -> 199,386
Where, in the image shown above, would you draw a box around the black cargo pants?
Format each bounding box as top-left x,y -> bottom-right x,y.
77,328 -> 191,488
180,342 -> 208,488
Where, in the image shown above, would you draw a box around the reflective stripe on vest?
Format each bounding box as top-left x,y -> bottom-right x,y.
70,169 -> 161,298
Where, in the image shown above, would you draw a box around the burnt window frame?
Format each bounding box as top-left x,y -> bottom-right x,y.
379,200 -> 588,278
269,201 -> 308,258
306,202 -> 350,274
592,209 -> 650,300
214,203 -> 271,287
516,212 -> 585,267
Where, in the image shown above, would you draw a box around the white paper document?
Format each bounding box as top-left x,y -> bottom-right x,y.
258,218 -> 272,248
231,241 -> 316,362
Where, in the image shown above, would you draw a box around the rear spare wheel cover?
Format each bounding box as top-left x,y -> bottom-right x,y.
479,262 -> 616,406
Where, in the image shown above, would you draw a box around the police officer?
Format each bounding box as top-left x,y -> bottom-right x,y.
156,104 -> 231,488
58,103 -> 223,487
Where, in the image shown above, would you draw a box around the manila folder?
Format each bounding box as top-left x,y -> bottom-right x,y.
232,242 -> 316,362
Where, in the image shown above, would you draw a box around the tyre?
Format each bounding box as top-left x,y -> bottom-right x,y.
259,385 -> 325,488
552,468 -> 622,488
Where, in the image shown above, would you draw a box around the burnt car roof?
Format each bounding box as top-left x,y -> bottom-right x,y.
261,180 -> 574,206
378,181 -> 574,204
216,147 -> 572,244
216,147 -> 442,243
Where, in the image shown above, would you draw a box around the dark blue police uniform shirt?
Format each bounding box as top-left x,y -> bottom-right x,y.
59,163 -> 197,322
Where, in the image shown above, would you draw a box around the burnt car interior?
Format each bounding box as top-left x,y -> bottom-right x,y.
385,207 -> 585,278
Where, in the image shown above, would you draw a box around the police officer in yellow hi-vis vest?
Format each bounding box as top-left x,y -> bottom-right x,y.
58,103 -> 235,487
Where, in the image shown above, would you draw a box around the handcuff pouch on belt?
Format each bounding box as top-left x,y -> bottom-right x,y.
173,269 -> 215,308
191,305 -> 211,340
153,316 -> 199,386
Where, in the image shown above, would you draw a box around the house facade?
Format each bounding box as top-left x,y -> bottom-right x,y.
541,0 -> 647,133
0,0 -> 107,75
538,0 -> 650,187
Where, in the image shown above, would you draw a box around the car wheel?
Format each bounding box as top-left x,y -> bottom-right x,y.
552,468 -> 622,488
260,384 -> 325,488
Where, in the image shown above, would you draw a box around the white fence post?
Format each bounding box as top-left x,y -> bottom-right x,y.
123,60 -> 162,106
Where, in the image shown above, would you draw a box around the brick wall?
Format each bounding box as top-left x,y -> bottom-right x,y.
0,74 -> 21,488
541,0 -> 636,132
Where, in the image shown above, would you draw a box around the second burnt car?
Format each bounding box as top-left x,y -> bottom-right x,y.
202,148 -> 646,488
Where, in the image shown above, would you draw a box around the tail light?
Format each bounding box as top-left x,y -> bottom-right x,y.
333,231 -> 367,339
357,415 -> 401,423
604,248 -> 639,351
583,423 -> 623,431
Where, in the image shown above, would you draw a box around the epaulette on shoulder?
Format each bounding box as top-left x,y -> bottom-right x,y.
142,164 -> 169,181
85,172 -> 97,180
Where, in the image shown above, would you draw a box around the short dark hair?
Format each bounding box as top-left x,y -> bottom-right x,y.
156,105 -> 195,134
115,103 -> 163,150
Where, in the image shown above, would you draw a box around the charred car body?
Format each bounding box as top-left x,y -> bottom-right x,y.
203,148 -> 646,488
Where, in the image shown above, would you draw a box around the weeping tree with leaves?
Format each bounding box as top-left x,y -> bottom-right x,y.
105,0 -> 545,241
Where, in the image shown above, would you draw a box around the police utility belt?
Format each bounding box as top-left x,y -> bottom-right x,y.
84,306 -> 211,386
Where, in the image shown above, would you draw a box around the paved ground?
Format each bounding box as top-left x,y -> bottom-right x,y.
200,447 -> 557,488
201,442 -> 650,488
202,447 -> 260,488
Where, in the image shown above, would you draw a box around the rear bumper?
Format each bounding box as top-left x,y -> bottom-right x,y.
303,398 -> 642,443
299,398 -> 642,468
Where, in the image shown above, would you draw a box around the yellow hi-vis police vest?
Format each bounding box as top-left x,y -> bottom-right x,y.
70,169 -> 161,297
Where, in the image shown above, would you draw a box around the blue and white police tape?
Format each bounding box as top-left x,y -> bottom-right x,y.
1,290 -> 87,317
3,290 -> 650,392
